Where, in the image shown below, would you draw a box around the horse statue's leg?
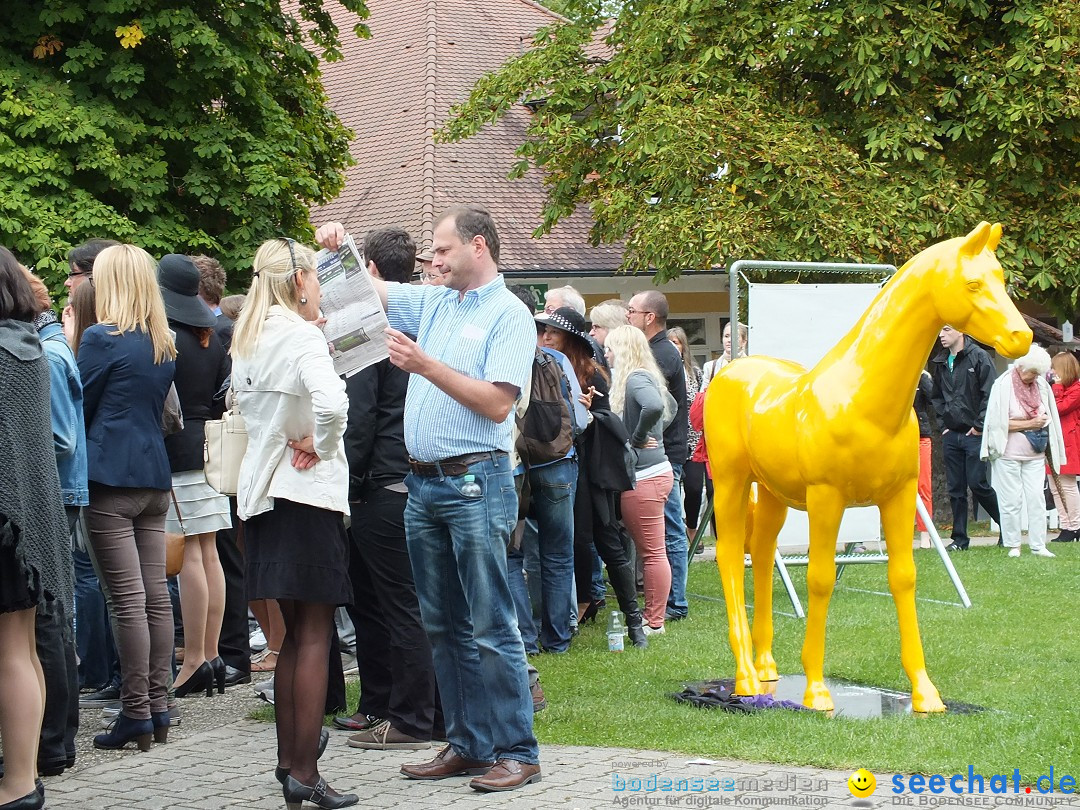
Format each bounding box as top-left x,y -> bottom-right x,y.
749,487 -> 787,682
879,484 -> 946,713
713,476 -> 759,696
800,486 -> 846,711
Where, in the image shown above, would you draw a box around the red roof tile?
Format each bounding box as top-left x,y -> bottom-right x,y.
310,0 -> 624,272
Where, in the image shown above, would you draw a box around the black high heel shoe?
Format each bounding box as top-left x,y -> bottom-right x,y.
173,661 -> 213,698
275,729 -> 331,784
0,788 -> 44,810
93,713 -> 154,751
580,598 -> 606,624
209,656 -> 227,695
282,775 -> 357,810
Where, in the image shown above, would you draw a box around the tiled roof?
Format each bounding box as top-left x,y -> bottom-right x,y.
310,0 -> 624,272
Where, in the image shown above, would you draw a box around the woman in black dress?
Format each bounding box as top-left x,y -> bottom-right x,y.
231,238 -> 354,810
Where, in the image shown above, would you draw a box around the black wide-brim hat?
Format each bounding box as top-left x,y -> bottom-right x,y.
534,306 -> 593,353
158,254 -> 217,328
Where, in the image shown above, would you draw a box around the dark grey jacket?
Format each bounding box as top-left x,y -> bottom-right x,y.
622,371 -> 669,473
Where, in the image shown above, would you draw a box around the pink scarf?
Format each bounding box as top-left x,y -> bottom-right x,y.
1011,367 -> 1042,419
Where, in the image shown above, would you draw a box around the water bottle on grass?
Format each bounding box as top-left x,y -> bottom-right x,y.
607,611 -> 626,652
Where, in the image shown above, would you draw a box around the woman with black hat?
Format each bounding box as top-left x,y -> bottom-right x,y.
534,307 -> 648,648
157,254 -> 233,698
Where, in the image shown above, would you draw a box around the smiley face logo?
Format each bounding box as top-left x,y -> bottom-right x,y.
847,768 -> 876,798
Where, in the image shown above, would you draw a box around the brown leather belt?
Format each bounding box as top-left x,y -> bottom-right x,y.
408,451 -> 507,478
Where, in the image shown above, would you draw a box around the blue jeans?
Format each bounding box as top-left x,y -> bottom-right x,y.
73,546 -> 119,690
404,453 -> 539,764
508,533 -> 539,655
590,545 -> 606,601
664,463 -> 689,617
525,458 -> 577,652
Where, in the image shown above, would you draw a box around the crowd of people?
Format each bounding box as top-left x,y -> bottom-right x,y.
0,206 -> 1076,810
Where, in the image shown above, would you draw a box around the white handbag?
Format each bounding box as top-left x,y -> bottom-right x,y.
203,409 -> 247,496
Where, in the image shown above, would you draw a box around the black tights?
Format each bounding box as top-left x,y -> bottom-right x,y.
275,599 -> 335,787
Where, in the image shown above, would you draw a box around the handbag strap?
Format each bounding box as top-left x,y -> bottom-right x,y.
169,488 -> 187,537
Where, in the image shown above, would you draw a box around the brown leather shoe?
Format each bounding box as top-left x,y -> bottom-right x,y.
531,680 -> 547,712
400,744 -> 494,780
469,758 -> 542,792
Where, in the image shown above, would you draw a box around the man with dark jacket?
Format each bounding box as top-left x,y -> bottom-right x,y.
628,290 -> 690,620
930,325 -> 1001,551
335,227 -> 442,751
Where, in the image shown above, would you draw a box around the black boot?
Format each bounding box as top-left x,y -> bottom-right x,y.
624,608 -> 649,649
1051,528 -> 1078,542
93,713 -> 153,751
607,560 -> 647,648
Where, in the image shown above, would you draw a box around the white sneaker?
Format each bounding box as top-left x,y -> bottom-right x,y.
254,677 -> 275,704
642,624 -> 666,636
1008,548 -> 1021,558
249,628 -> 267,652
1031,548 -> 1056,558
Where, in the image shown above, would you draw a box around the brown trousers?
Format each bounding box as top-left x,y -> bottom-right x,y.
85,484 -> 172,719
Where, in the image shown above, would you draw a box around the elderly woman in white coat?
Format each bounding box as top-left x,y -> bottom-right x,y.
980,345 -> 1066,558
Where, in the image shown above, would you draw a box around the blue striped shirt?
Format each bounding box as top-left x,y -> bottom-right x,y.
386,275 -> 536,462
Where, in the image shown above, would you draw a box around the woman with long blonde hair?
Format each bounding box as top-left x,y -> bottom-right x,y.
605,325 -> 674,635
78,245 -> 177,752
232,239 -> 355,810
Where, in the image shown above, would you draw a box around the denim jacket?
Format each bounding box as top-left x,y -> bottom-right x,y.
39,322 -> 89,506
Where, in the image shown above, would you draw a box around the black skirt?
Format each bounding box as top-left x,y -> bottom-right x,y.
0,514 -> 43,615
244,499 -> 352,605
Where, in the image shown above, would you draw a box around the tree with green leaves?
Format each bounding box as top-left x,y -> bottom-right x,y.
0,0 -> 367,292
444,0 -> 1080,316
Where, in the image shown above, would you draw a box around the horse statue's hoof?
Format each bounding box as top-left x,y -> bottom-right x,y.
733,673 -> 763,697
912,680 -> 946,714
755,653 -> 779,682
803,682 -> 834,712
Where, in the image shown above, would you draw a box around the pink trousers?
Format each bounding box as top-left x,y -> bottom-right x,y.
621,471 -> 673,628
915,437 -> 934,531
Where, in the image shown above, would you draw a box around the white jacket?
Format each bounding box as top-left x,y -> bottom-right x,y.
232,306 -> 349,520
980,367 -> 1066,472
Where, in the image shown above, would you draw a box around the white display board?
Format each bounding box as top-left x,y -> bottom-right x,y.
747,283 -> 884,550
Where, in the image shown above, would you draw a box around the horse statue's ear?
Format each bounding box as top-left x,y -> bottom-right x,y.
959,221 -> 993,257
987,223 -> 1003,253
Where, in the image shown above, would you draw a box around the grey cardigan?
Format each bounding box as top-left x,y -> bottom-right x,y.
621,371 -> 669,472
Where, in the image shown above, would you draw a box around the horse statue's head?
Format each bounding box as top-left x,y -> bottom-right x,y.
928,221 -> 1032,359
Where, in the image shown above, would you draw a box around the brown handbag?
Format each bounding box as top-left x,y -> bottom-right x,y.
166,490 -> 186,577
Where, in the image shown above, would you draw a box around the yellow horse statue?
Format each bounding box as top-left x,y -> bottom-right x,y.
704,222 -> 1031,713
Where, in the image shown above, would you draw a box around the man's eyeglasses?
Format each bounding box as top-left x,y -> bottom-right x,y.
67,268 -> 93,286
626,307 -> 651,316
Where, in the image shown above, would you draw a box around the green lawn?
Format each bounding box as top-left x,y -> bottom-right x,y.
532,541 -> 1079,781
255,540 -> 1079,782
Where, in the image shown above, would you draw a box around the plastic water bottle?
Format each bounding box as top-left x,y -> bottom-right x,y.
460,474 -> 482,497
607,611 -> 626,652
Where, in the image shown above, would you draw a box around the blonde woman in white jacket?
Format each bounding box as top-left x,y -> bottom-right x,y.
980,345 -> 1065,558
231,239 -> 356,809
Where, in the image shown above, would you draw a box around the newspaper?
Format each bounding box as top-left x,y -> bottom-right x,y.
315,234 -> 390,377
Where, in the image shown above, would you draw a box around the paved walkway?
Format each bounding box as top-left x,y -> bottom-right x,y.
45,716 -> 1080,810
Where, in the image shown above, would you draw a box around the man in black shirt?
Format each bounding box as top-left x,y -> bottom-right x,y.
335,227 -> 441,749
628,290 -> 690,619
930,325 -> 1001,550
